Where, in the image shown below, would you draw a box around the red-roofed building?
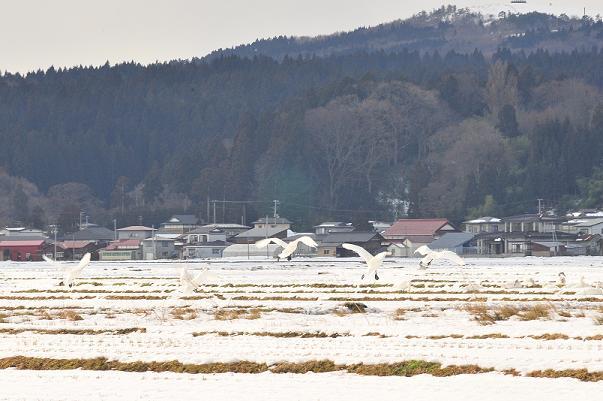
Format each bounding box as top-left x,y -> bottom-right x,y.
0,239 -> 45,261
383,219 -> 459,257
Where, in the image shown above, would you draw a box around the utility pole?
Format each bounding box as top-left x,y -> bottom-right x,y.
537,199 -> 543,215
207,195 -> 210,224
213,201 -> 216,224
273,199 -> 280,218
52,224 -> 57,260
265,214 -> 269,259
113,219 -> 117,241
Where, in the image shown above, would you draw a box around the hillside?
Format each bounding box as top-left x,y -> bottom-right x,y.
204,7 -> 603,61
0,7 -> 602,231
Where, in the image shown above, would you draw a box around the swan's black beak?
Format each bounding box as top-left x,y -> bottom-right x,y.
375,273 -> 380,280
361,274 -> 365,280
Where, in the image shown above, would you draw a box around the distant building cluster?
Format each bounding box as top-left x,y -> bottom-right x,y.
1,209 -> 602,262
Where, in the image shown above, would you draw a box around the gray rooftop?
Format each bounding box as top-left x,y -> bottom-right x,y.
62,227 -> 115,241
252,217 -> 292,225
428,233 -> 475,250
319,231 -> 381,246
235,226 -> 288,239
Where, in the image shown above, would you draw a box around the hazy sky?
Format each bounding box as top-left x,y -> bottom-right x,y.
3,0 -> 602,73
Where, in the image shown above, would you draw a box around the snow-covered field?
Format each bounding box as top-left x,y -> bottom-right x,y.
0,257 -> 601,400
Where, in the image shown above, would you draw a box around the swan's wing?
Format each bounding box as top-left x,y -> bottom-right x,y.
255,237 -> 287,249
193,269 -> 219,284
367,252 -> 389,274
278,241 -> 298,259
42,255 -> 64,270
76,253 -> 91,270
414,245 -> 432,256
296,236 -> 318,248
433,251 -> 465,266
180,267 -> 193,283
341,243 -> 373,264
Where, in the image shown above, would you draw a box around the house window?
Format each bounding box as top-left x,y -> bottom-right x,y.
212,249 -> 221,255
324,249 -> 330,255
162,242 -> 168,248
512,244 -> 521,253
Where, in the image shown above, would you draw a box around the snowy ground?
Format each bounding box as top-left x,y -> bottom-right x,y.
0,256 -> 602,399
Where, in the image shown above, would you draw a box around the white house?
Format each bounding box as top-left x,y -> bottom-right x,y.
117,226 -> 155,240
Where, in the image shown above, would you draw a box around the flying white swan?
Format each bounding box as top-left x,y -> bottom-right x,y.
255,236 -> 318,260
179,266 -> 218,294
414,245 -> 465,269
42,253 -> 91,287
341,243 -> 390,281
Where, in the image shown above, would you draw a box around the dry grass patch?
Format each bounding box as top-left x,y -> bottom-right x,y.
593,315 -> 603,325
213,308 -> 261,320
518,304 -> 552,321
57,310 -> 83,321
528,333 -> 569,340
0,327 -> 145,335
463,303 -> 552,325
170,307 -> 198,320
466,333 -> 510,339
392,308 -> 407,321
528,368 -> 603,382
105,295 -> 167,300
193,331 -> 347,338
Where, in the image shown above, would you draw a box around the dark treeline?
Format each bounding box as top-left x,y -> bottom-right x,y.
1,9 -> 603,231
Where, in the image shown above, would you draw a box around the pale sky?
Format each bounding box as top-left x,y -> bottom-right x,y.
3,0 -> 602,73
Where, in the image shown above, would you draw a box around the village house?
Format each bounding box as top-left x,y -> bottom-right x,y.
117,226 -> 156,240
141,238 -> 177,260
182,227 -> 229,259
383,219 -> 459,257
316,232 -> 384,257
99,239 -> 142,261
462,217 -> 503,234
428,232 -> 477,255
159,215 -> 199,234
313,222 -> 355,235
0,227 -> 46,238
198,223 -> 250,239
231,217 -> 291,244
0,237 -> 45,261
51,240 -> 103,260
560,218 -> 603,236
64,226 -> 116,242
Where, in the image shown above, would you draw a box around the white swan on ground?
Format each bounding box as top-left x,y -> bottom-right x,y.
341,243 -> 390,281
503,279 -> 522,289
392,280 -> 412,292
42,253 -> 91,287
523,277 -> 537,288
557,276 -> 603,295
462,281 -> 484,293
179,266 -> 218,294
255,236 -> 318,260
414,245 -> 465,269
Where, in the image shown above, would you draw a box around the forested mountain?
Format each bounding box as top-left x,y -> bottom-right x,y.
205,6 -> 603,60
1,7 -> 603,231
